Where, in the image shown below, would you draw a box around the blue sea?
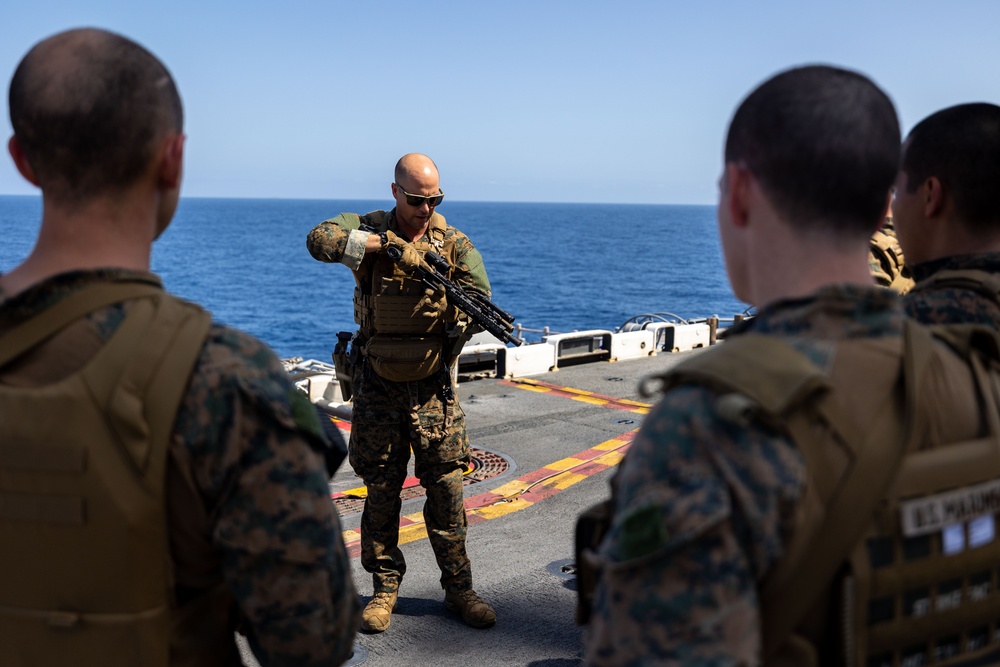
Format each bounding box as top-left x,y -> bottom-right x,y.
0,195 -> 747,361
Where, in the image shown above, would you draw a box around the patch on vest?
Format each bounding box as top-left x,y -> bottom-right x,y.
619,505 -> 667,560
899,479 -> 1000,537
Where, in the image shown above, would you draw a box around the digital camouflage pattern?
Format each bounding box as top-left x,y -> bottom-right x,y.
904,252 -> 1000,328
350,360 -> 472,593
306,208 -> 489,595
0,269 -> 361,667
583,285 -> 903,666
869,216 -> 914,293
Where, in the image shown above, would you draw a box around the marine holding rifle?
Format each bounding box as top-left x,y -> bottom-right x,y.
306,153 -> 498,633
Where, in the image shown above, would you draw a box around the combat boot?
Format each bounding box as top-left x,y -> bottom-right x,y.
361,591 -> 397,633
444,589 -> 497,629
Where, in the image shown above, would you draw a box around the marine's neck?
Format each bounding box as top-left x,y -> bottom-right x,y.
395,218 -> 429,243
746,215 -> 874,308
0,193 -> 155,298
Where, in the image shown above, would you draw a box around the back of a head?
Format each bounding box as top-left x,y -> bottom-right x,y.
725,65 -> 900,239
902,102 -> 1000,233
8,28 -> 183,205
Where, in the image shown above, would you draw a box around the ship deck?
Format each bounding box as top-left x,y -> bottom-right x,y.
246,347 -> 705,666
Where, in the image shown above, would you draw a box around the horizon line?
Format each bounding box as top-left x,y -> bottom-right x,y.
0,192 -> 716,208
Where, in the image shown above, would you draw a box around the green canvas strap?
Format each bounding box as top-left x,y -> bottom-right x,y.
0,282 -> 164,369
89,295 -> 211,479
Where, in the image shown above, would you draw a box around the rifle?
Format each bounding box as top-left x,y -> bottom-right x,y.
385,246 -> 523,347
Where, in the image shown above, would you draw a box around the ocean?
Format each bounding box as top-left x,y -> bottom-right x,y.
0,195 -> 747,361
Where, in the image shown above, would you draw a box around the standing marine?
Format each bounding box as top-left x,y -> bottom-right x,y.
893,103 -> 1000,328
306,154 -> 497,633
581,65 -> 1000,666
0,28 -> 360,666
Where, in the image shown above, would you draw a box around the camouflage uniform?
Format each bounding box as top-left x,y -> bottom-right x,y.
0,269 -> 361,667
869,216 -> 914,293
307,209 -> 490,595
583,286 -> 922,665
904,252 -> 1000,328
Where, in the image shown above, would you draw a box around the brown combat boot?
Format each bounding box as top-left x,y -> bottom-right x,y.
444,589 -> 497,628
361,591 -> 398,633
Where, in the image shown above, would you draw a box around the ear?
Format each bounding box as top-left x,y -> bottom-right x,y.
8,136 -> 40,187
158,133 -> 185,190
724,163 -> 752,228
390,182 -> 398,198
923,176 -> 945,218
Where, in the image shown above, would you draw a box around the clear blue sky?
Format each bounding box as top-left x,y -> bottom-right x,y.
1,1 -> 998,205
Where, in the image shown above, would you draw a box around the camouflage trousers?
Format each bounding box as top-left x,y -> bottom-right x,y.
349,361 -> 473,594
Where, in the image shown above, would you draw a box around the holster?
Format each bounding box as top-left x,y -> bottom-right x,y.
574,498 -> 613,625
332,331 -> 357,402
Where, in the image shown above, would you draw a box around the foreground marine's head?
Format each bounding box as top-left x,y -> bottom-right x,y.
8,28 -> 185,233
716,65 -> 900,303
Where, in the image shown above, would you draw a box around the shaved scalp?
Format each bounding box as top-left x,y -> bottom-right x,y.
394,153 -> 439,187
725,65 -> 900,238
902,103 -> 1000,232
8,28 -> 183,204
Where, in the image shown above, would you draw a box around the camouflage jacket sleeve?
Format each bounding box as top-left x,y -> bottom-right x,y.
447,227 -> 491,298
175,324 -> 361,667
306,212 -> 364,267
583,385 -> 806,666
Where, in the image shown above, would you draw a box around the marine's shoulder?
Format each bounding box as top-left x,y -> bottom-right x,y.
434,215 -> 474,243
187,322 -> 299,419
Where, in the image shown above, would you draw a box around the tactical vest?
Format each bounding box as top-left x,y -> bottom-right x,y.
352,211 -> 460,382
0,281 -> 231,667
870,226 -> 914,294
648,322 -> 1000,667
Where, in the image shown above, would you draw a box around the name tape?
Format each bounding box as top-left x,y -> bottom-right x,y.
899,479 -> 1000,537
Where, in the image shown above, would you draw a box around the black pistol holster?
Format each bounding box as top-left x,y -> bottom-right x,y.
332,330 -> 360,402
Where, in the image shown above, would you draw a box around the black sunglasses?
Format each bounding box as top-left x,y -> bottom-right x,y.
395,183 -> 444,207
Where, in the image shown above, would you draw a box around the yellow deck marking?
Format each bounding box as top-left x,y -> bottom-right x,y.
574,395 -> 610,406
549,472 -> 588,489
399,523 -> 429,545
472,497 -> 534,520
518,384 -> 552,394
595,438 -> 626,451
596,450 -> 627,466
546,457 -> 586,472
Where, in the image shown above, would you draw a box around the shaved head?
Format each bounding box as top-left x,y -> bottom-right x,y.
725,65 -> 899,238
394,153 -> 439,188
8,28 -> 182,204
